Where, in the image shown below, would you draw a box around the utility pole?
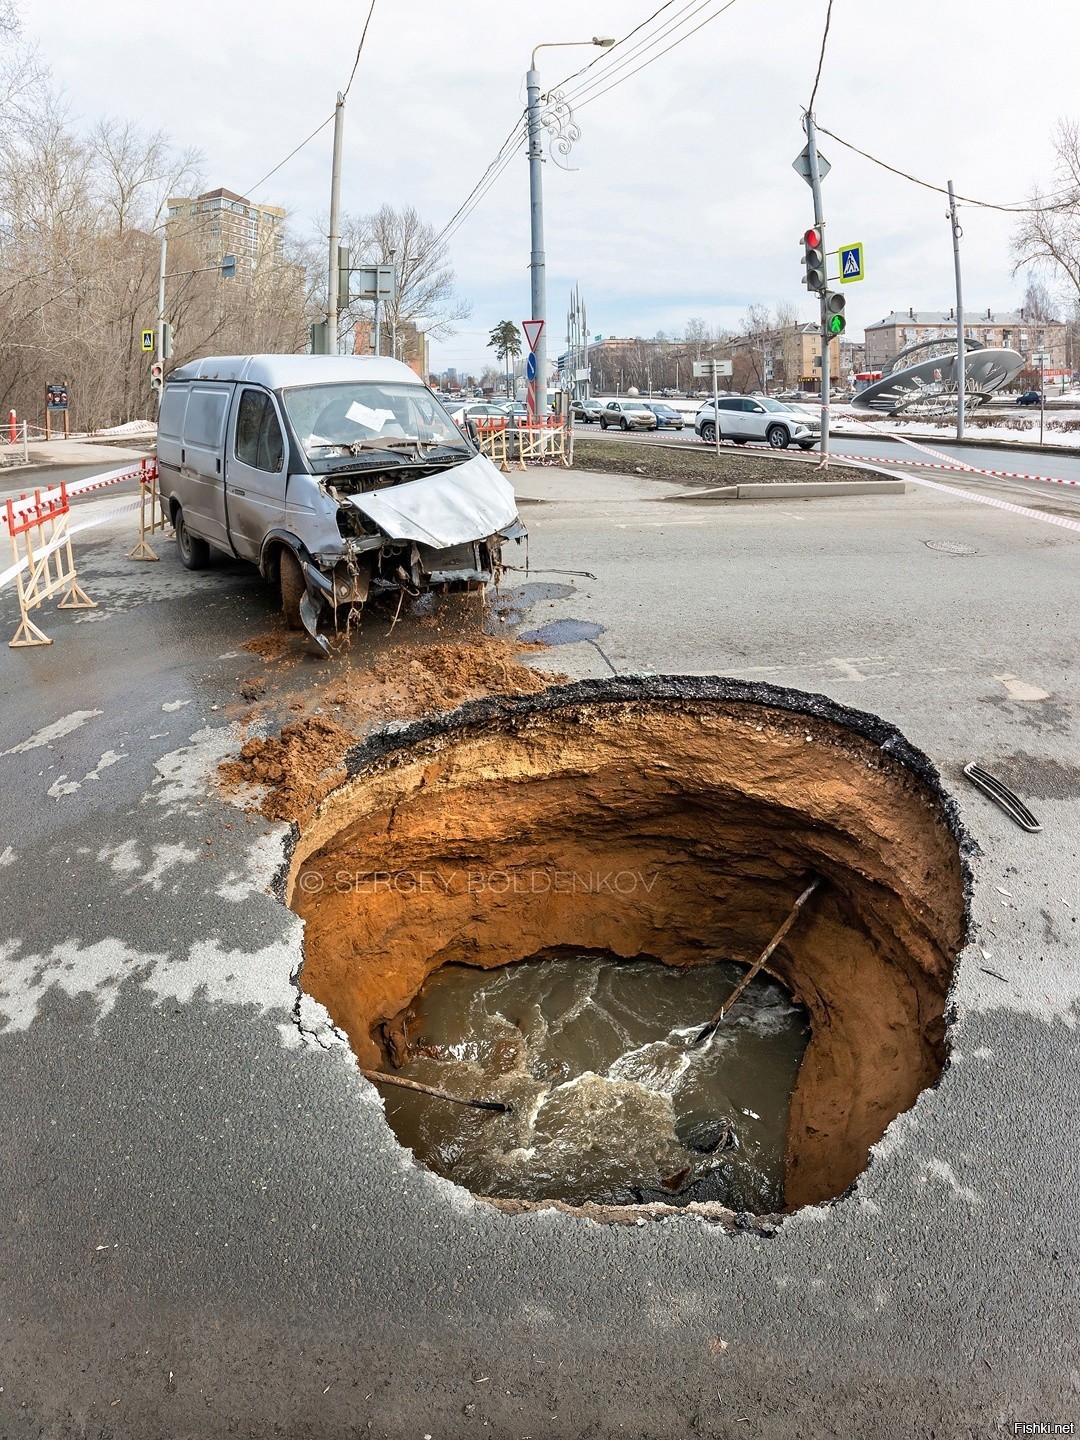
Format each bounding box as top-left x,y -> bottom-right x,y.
804,111 -> 830,467
326,93 -> 345,356
947,180 -> 965,441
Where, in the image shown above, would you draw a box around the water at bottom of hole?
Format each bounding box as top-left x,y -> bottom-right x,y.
379,951 -> 811,1211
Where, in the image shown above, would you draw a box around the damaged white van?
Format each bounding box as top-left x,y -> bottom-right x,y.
156,354 -> 526,651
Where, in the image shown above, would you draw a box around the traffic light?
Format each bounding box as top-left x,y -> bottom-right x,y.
150,361 -> 164,391
802,227 -> 826,292
161,322 -> 173,360
221,253 -> 237,280
310,321 -> 329,355
824,291 -> 847,336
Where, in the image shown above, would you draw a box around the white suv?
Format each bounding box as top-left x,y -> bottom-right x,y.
599,399 -> 659,431
694,395 -> 820,450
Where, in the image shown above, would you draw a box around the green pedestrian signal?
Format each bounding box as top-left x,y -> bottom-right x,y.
825,291 -> 846,336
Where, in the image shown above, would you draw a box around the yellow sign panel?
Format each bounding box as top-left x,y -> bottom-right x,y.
141,329 -> 155,352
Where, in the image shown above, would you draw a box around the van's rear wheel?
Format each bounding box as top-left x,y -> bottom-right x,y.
279,549 -> 306,631
175,507 -> 210,571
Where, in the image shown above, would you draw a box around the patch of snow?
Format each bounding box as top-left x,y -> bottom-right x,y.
47,775 -> 80,799
84,750 -> 125,781
150,725 -> 239,815
1,709 -> 103,756
0,846 -> 15,867
161,700 -> 190,713
215,827 -> 290,902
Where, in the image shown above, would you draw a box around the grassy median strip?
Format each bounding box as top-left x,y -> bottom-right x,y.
572,435 -> 872,488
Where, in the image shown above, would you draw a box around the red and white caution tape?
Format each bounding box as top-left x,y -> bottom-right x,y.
1,459 -> 156,530
0,498 -> 143,592
872,435 -> 1079,487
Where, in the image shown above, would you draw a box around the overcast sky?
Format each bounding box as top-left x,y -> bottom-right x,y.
21,0 -> 1080,374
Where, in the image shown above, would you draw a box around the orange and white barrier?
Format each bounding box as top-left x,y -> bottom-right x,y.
473,417 -> 512,473
3,483 -> 96,647
516,416 -> 573,468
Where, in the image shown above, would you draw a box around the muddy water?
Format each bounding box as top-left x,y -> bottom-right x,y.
380,952 -> 810,1212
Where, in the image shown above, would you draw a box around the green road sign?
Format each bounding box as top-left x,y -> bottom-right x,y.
838,243 -> 865,284
141,329 -> 155,352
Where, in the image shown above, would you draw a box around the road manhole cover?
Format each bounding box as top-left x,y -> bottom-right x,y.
924,540 -> 979,555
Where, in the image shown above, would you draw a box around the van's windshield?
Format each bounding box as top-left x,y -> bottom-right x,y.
282,382 -> 470,465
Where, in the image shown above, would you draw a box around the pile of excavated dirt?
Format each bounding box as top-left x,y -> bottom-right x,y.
286,682 -> 968,1214
220,716 -> 354,822
222,633 -> 561,822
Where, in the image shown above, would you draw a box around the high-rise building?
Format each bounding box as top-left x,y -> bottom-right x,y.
165,187 -> 286,277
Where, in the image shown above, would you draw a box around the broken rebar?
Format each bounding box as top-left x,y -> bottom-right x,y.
691,876 -> 823,1048
360,1067 -> 513,1114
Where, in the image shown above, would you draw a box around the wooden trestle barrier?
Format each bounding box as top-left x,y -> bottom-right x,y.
126,457 -> 169,561
473,415 -> 574,471
4,482 -> 97,647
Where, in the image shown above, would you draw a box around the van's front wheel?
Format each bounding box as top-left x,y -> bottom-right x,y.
279,549 -> 306,630
175,507 -> 210,571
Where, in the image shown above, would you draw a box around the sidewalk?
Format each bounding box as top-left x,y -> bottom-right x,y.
2,436 -> 154,473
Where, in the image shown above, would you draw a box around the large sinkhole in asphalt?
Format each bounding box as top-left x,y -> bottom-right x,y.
287,680 -> 968,1215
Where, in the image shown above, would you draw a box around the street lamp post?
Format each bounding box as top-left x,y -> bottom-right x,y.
527,36 -> 613,418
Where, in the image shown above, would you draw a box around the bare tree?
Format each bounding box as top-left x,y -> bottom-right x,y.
339,203 -> 469,358
1013,119 -> 1080,300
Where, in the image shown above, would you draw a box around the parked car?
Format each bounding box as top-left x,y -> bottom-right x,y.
643,402 -> 684,430
572,398 -> 603,423
1016,391 -> 1042,406
599,398 -> 658,431
694,395 -> 821,449
157,355 -> 526,653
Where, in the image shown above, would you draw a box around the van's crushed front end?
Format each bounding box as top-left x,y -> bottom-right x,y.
292,454 -> 526,653
277,374 -> 527,652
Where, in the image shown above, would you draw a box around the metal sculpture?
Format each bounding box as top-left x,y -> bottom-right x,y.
853,338 -> 1024,415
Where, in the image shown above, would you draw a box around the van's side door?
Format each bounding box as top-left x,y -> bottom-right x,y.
225,387 -> 288,563
178,383 -> 232,549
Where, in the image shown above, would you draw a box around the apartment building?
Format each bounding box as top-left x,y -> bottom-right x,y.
864,309 -> 1067,372
166,187 -> 286,277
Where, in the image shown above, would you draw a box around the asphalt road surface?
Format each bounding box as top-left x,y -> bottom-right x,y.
0,458 -> 1077,1438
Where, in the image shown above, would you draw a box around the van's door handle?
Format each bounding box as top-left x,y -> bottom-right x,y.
215,458 -> 221,474
231,488 -> 246,498
180,448 -> 185,464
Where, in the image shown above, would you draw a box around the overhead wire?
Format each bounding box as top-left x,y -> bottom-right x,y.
570,0 -> 740,113
415,0 -> 743,267
807,0 -> 833,114
815,123 -> 1076,214
554,0 -> 711,105
243,0 -> 377,198
342,0 -> 378,98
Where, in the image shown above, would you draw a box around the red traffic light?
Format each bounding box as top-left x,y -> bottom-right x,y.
803,227 -> 821,248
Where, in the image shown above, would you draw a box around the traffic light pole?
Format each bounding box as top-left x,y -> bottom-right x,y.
804,111 -> 830,468
946,180 -> 965,441
155,235 -> 167,412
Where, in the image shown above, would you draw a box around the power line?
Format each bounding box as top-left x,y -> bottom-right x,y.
807,0 -> 834,113
569,0 -> 741,113
814,123 -> 1070,214
554,1 -> 705,104
416,0 -> 741,269
244,112 -> 335,197
342,0 -> 378,99
242,0 -> 376,200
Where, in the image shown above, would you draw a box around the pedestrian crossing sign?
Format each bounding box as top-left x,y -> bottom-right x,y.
839,243 -> 865,284
141,329 -> 155,351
